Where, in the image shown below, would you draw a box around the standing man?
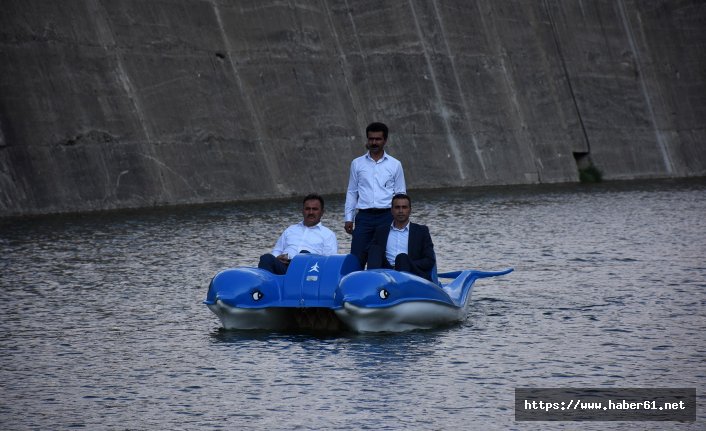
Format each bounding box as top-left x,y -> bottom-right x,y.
258,194 -> 338,275
365,193 -> 436,281
344,122 -> 406,266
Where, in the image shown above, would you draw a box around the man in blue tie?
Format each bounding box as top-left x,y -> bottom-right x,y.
364,193 -> 436,281
344,122 -> 406,266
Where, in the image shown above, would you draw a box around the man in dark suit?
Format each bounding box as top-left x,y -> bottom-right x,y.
364,193 -> 436,281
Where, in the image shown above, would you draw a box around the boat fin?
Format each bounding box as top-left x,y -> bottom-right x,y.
443,268 -> 514,307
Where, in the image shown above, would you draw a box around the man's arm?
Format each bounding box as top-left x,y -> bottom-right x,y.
412,225 -> 436,272
393,161 -> 407,194
271,226 -> 295,264
344,159 -> 359,234
271,230 -> 287,257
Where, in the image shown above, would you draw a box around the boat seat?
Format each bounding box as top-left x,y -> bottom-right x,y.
282,253 -> 361,307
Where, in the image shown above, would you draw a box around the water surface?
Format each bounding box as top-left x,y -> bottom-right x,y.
1,179 -> 704,430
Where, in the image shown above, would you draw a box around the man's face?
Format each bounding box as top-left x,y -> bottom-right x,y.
366,131 -> 386,156
302,199 -> 324,227
391,197 -> 411,226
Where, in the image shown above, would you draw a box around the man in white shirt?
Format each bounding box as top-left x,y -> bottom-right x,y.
344,122 -> 406,266
258,194 -> 338,274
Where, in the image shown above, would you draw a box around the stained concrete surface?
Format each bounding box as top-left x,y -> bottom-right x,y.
0,0 -> 704,216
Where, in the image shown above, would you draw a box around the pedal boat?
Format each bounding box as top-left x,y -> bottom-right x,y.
204,253 -> 512,333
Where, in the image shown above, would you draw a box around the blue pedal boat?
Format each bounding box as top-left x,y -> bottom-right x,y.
204,253 -> 512,333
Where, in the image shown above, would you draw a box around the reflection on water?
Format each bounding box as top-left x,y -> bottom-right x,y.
1,178 -> 705,430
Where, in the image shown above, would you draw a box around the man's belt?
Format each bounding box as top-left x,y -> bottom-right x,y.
359,208 -> 390,214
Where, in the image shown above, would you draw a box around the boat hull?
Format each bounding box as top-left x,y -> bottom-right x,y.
208,301 -> 345,331
335,301 -> 465,333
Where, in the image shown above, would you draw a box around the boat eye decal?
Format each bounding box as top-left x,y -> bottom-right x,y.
379,289 -> 389,300
252,290 -> 264,301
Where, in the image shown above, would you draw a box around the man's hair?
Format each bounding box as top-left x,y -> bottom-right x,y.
303,193 -> 324,210
391,193 -> 411,207
366,122 -> 388,140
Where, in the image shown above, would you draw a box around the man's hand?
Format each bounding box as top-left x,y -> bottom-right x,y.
344,221 -> 354,235
276,254 -> 291,264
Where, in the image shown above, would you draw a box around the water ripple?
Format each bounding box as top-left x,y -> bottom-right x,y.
1,179 -> 705,429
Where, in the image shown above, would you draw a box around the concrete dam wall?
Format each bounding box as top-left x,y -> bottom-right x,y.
1,0 -> 704,216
